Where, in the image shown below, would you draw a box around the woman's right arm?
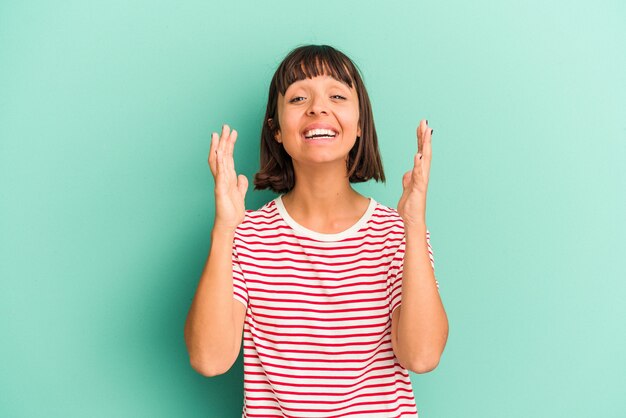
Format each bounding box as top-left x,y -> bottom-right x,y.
184,124 -> 248,377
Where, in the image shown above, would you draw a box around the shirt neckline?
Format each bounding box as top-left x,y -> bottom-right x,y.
273,194 -> 377,242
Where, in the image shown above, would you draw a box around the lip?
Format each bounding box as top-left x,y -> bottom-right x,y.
301,123 -> 340,136
301,123 -> 340,143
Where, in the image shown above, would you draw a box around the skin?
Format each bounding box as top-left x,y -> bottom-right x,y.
269,74 -> 367,230
393,120 -> 449,372
397,119 -> 432,227
207,75 -> 448,373
273,74 -> 362,165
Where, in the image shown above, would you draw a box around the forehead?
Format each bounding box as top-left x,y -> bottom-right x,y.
278,57 -> 356,94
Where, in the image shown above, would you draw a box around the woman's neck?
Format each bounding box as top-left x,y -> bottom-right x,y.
281,180 -> 369,234
280,159 -> 371,230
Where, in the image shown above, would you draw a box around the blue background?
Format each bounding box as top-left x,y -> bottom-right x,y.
1,0 -> 624,416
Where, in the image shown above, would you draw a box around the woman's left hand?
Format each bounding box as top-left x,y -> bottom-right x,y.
397,119 -> 433,228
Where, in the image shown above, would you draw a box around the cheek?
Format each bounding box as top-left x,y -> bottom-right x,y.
281,112 -> 300,132
341,107 -> 360,131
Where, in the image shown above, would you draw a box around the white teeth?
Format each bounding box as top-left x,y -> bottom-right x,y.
304,128 -> 337,138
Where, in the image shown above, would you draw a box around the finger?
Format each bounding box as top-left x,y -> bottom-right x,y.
208,132 -> 218,175
417,119 -> 427,154
217,130 -> 229,179
416,125 -> 422,155
237,174 -> 248,199
216,144 -> 224,180
422,127 -> 432,157
219,124 -> 231,154
216,125 -> 231,183
423,127 -> 433,177
227,129 -> 238,180
402,171 -> 412,189
413,153 -> 423,186
414,152 -> 423,167
228,128 -> 237,160
421,119 -> 429,149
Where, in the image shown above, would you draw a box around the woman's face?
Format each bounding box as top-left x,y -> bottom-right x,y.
273,74 -> 361,166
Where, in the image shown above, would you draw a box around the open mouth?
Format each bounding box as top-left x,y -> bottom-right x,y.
303,128 -> 339,141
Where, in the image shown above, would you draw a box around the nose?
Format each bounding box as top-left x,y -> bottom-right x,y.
306,95 -> 329,116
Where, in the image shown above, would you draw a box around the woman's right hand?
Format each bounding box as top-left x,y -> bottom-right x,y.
208,124 -> 248,232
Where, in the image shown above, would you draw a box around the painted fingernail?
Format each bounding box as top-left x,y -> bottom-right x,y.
426,119 -> 429,125
431,129 -> 434,135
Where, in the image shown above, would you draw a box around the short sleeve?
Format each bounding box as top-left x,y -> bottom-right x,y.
388,228 -> 439,320
232,241 -> 249,310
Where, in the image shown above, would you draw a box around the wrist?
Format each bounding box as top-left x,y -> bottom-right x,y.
211,224 -> 237,238
404,222 -> 427,236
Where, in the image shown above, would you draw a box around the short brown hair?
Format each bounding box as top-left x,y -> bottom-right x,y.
253,44 -> 386,194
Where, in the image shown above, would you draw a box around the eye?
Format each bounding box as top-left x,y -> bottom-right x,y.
332,95 -> 346,100
289,96 -> 305,103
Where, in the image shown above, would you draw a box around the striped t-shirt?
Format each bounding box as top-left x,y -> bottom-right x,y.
231,194 -> 438,417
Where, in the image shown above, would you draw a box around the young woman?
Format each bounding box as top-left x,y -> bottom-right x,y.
185,44 -> 449,417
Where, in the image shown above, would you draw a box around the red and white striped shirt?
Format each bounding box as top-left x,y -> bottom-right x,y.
231,194 -> 437,417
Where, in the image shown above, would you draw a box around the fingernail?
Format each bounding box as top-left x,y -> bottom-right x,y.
426,119 -> 429,125
431,129 -> 434,135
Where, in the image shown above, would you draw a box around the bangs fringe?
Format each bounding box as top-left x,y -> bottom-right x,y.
275,46 -> 356,95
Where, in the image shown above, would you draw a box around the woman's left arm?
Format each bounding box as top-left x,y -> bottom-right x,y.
393,119 -> 449,373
